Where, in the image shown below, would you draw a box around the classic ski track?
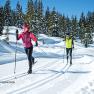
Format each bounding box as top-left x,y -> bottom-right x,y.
7,64 -> 70,94
0,41 -> 15,53
0,58 -> 62,83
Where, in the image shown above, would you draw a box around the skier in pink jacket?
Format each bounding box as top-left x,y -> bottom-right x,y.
16,23 -> 38,74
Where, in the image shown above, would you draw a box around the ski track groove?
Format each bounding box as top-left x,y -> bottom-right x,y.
0,41 -> 15,53
0,58 -> 62,83
7,63 -> 70,94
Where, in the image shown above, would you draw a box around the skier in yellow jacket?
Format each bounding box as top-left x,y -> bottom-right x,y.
65,33 -> 74,65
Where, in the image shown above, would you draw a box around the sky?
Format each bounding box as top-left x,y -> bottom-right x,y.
0,0 -> 94,19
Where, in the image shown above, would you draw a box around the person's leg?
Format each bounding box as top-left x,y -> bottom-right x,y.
28,46 -> 33,73
24,46 -> 33,73
24,47 -> 27,54
66,48 -> 69,63
24,48 -> 31,63
32,56 -> 35,64
69,48 -> 72,65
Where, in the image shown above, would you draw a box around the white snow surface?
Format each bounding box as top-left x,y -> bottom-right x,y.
0,27 -> 94,94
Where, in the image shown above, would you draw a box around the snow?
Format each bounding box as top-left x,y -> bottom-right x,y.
0,26 -> 94,94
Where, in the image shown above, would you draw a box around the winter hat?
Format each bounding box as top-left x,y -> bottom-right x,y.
66,32 -> 70,36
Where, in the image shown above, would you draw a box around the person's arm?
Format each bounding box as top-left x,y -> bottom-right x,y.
72,38 -> 74,48
30,33 -> 38,46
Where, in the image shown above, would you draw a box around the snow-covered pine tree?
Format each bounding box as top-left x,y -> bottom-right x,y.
48,7 -> 59,36
0,6 -> 4,35
58,15 -> 67,38
66,16 -> 71,33
91,12 -> 94,33
3,0 -> 12,43
37,0 -> 45,34
16,1 -> 24,28
52,13 -> 59,37
11,10 -> 17,26
71,16 -> 78,39
83,32 -> 92,47
31,0 -> 43,35
78,12 -> 93,47
45,7 -> 51,34
25,0 -> 34,26
79,12 -> 86,43
4,0 -> 12,26
37,0 -> 43,20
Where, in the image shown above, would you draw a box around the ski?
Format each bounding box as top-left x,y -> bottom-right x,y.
0,61 -> 37,82
32,61 -> 37,65
63,64 -> 72,73
0,72 -> 27,83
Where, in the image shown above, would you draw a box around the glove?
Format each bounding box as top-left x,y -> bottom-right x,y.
35,41 -> 38,46
16,29 -> 19,40
16,29 -> 18,34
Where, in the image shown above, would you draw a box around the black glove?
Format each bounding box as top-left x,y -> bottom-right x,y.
35,41 -> 38,46
16,29 -> 19,40
16,29 -> 18,34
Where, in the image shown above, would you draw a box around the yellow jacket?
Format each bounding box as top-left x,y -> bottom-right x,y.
65,37 -> 73,48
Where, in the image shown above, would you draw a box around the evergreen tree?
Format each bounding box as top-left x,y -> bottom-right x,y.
52,13 -> 59,37
71,16 -> 78,38
37,0 -> 44,33
3,0 -> 12,43
79,12 -> 93,46
45,6 -> 51,33
11,10 -> 17,26
1,0 -> 94,43
79,12 -> 86,42
91,12 -> 94,32
0,6 -> 4,35
49,7 -> 57,36
16,1 -> 24,28
59,15 -> 67,37
4,0 -> 12,26
86,12 -> 94,34
30,0 -> 39,34
37,0 -> 43,20
66,16 -> 71,32
25,0 -> 34,25
31,0 -> 44,35
31,1 -> 39,35
85,12 -> 93,45
41,17 -> 47,33
34,0 -> 38,13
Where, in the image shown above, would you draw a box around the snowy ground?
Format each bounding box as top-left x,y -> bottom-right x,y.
0,27 -> 94,94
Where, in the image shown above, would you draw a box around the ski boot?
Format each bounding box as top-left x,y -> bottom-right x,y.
70,61 -> 72,66
28,70 -> 32,74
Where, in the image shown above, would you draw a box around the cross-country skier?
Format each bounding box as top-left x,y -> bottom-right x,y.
16,23 -> 38,74
65,33 -> 74,65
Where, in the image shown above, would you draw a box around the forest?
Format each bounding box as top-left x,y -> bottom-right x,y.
0,0 -> 94,47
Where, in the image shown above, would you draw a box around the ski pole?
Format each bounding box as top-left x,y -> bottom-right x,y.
63,35 -> 66,64
63,46 -> 65,63
14,40 -> 18,75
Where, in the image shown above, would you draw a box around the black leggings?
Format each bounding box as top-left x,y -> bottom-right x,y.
66,48 -> 72,63
24,46 -> 33,71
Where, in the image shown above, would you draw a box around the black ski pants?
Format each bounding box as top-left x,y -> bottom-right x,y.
24,46 -> 33,71
66,48 -> 72,63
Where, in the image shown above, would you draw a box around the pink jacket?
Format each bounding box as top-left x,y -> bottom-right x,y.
18,31 -> 37,48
